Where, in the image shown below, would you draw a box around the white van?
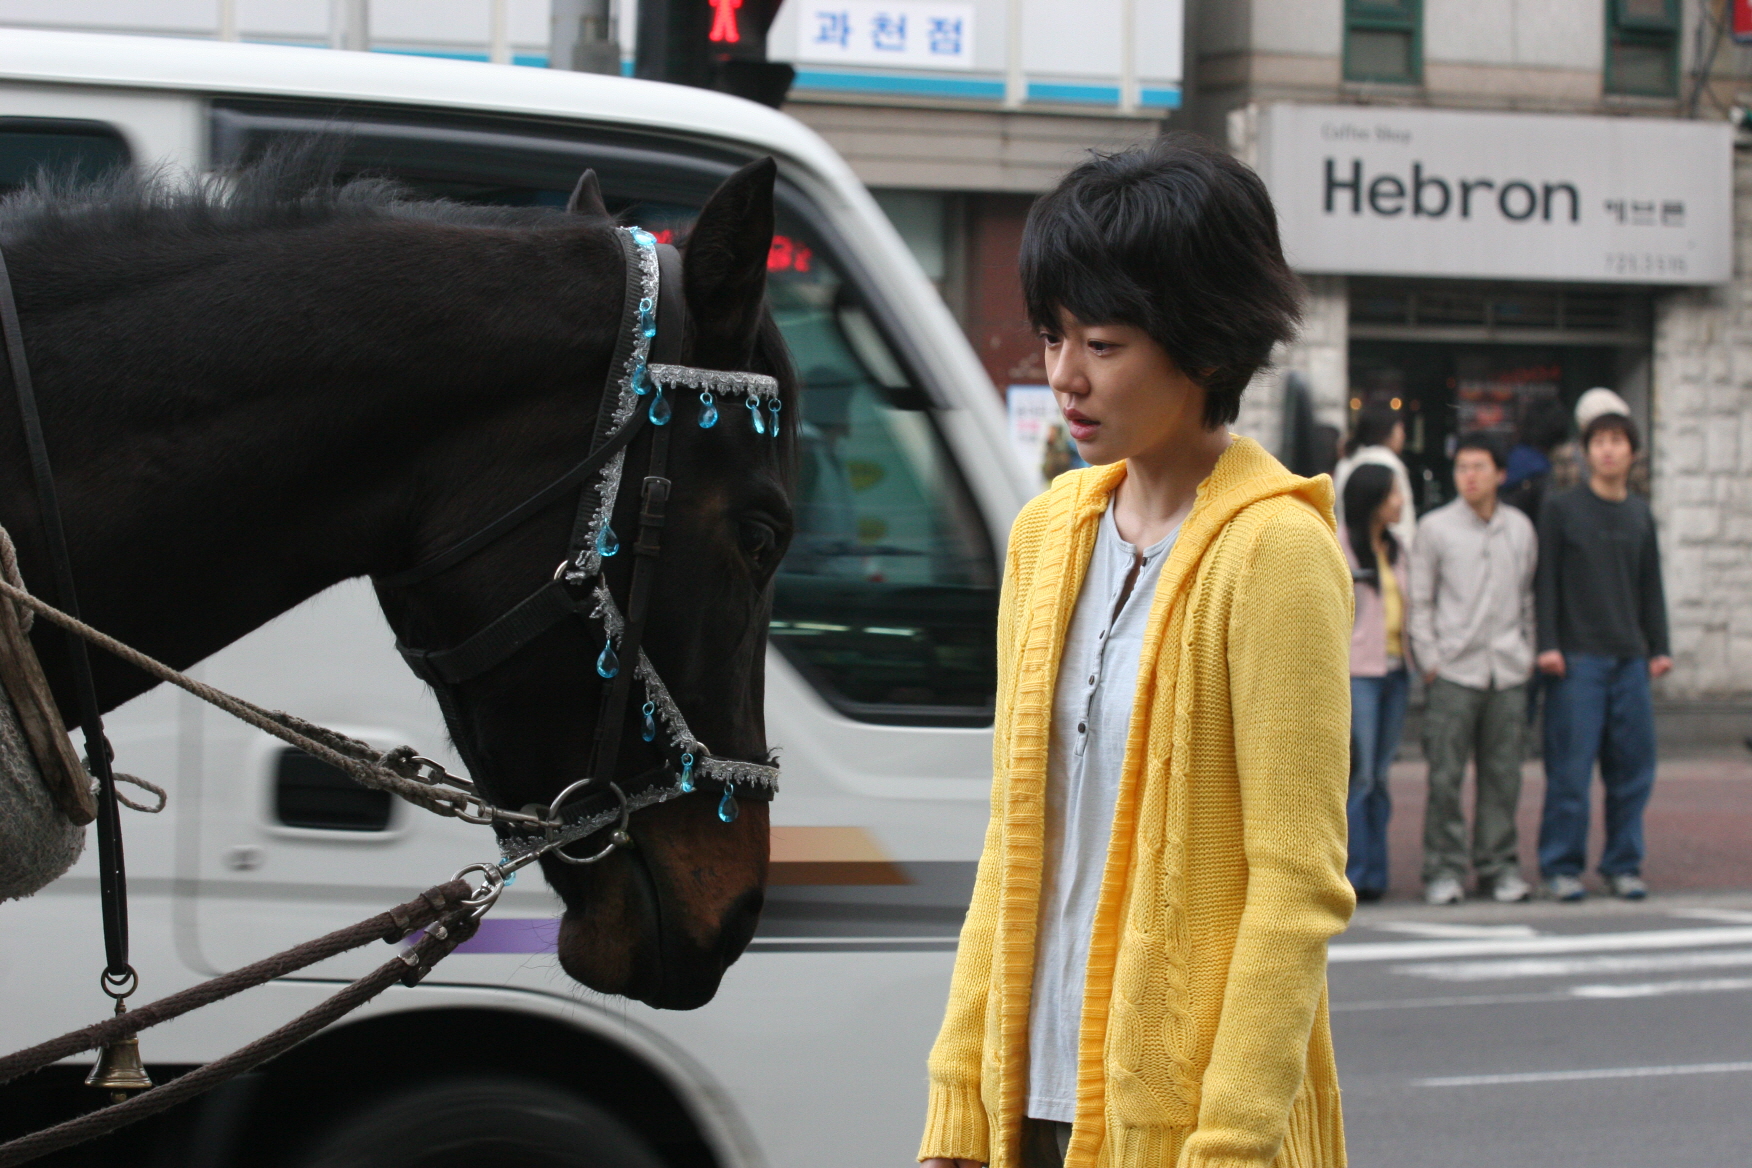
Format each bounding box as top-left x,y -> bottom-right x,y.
0,29 -> 1032,1168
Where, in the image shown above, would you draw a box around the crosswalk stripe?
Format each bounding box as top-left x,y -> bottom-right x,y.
1329,925 -> 1752,963
1571,976 -> 1752,999
1392,947 -> 1752,981
1417,1061 -> 1752,1087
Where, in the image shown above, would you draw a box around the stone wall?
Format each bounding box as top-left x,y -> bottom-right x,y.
1650,147 -> 1752,700
1235,274 -> 1350,459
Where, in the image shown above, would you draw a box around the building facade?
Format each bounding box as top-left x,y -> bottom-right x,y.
1188,0 -> 1752,704
5,1 -> 1750,702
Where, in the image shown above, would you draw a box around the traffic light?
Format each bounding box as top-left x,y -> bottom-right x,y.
636,0 -> 795,108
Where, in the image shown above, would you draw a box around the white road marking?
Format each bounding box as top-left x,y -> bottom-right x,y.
1571,976 -> 1752,999
1373,922 -> 1542,939
1329,924 -> 1752,963
1417,1061 -> 1752,1088
1669,907 -> 1752,924
1392,947 -> 1752,981
1335,976 -> 1752,1011
1332,991 -> 1575,1012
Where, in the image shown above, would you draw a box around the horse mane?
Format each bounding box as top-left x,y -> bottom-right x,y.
0,142 -> 574,251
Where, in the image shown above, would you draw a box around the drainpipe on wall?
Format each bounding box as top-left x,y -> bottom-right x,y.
329,0 -> 368,51
1004,0 -> 1024,109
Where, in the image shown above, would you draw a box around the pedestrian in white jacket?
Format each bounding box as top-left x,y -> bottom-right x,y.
1336,403 -> 1417,553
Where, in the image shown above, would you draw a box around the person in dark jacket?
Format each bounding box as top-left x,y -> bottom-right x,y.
1501,397 -> 1568,521
1535,411 -> 1671,902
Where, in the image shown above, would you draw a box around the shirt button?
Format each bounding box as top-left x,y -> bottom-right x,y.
1078,722 -> 1087,734
1088,675 -> 1097,685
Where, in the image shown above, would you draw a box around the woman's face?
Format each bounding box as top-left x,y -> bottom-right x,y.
1042,309 -> 1207,467
1376,483 -> 1404,527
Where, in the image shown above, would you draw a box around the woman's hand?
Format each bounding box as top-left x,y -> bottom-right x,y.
1537,650 -> 1566,677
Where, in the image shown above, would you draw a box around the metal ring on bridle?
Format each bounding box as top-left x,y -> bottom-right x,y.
99,965 -> 139,1001
545,777 -> 632,865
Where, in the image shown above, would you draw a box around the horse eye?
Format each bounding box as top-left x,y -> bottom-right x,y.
739,520 -> 778,566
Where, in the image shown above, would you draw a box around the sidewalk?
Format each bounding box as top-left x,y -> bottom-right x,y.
1374,747 -> 1752,899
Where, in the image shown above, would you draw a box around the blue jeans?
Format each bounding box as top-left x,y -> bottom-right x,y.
1539,654 -> 1658,879
1348,669 -> 1409,894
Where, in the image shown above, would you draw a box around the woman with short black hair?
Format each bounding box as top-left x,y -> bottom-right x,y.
918,135 -> 1354,1168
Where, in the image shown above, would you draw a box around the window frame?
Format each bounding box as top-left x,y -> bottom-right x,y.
1343,0 -> 1423,86
0,116 -> 132,188
1605,0 -> 1681,97
208,100 -> 1001,728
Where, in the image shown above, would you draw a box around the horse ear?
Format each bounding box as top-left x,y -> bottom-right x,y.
567,169 -> 609,218
683,157 -> 775,367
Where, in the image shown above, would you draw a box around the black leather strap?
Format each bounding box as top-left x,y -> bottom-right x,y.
0,244 -> 131,979
378,410 -> 646,590
396,579 -> 593,687
651,244 -> 686,366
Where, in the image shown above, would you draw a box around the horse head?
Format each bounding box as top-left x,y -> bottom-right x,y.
373,159 -> 794,1009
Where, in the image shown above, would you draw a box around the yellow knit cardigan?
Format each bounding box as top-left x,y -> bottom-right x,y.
919,437 -> 1356,1168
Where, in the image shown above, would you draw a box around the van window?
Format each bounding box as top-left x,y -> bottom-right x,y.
0,118 -> 130,194
209,106 -> 999,726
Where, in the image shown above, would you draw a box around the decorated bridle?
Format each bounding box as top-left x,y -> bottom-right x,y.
379,225 -> 783,867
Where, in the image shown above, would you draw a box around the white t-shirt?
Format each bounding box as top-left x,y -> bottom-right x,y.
1026,502 -> 1179,1123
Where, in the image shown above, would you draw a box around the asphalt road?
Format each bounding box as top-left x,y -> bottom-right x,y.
1332,893 -> 1752,1168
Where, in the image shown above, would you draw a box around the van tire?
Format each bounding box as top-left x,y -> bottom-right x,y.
290,1076 -> 668,1168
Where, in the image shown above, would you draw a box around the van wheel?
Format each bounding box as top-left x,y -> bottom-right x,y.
291,1077 -> 667,1168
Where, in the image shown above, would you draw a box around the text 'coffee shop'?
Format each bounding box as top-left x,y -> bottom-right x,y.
1257,103 -> 1733,513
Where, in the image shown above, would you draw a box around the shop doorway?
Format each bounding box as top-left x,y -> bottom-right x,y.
1349,343 -> 1638,513
1347,280 -> 1652,516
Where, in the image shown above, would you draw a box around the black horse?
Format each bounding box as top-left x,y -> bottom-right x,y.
0,151 -> 795,1010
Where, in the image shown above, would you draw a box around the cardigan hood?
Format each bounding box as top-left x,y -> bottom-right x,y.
1055,437 -> 1337,574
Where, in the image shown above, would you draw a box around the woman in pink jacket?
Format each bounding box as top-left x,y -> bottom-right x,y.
1342,463 -> 1409,902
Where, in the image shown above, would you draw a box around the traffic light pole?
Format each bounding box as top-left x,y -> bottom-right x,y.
551,0 -> 621,75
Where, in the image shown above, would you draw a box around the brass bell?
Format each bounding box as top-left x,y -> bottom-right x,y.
85,1002 -> 152,1104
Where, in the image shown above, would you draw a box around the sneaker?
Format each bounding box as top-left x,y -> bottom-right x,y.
1424,875 -> 1465,905
1608,873 -> 1649,900
1545,874 -> 1587,902
1490,872 -> 1532,903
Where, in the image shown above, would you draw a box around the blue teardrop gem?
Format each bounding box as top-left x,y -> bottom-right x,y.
679,752 -> 695,794
641,700 -> 656,743
632,360 -> 648,395
596,523 -> 619,558
596,640 -> 619,679
698,392 -> 718,429
649,386 -> 671,426
768,399 -> 782,438
717,786 -> 739,823
747,396 -> 765,436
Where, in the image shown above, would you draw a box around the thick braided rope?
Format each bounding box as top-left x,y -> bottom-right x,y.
0,909 -> 479,1168
0,879 -> 469,1088
0,575 -> 471,819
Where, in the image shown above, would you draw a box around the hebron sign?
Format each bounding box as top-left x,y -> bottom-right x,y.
1260,104 -> 1734,285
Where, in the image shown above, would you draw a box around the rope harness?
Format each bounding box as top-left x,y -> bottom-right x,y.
0,224 -> 786,1164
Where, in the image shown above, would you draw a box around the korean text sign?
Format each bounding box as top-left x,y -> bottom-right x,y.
1260,104 -> 1733,285
796,1 -> 975,69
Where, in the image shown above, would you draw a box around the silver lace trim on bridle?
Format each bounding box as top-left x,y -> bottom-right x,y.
506,226 -> 779,860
